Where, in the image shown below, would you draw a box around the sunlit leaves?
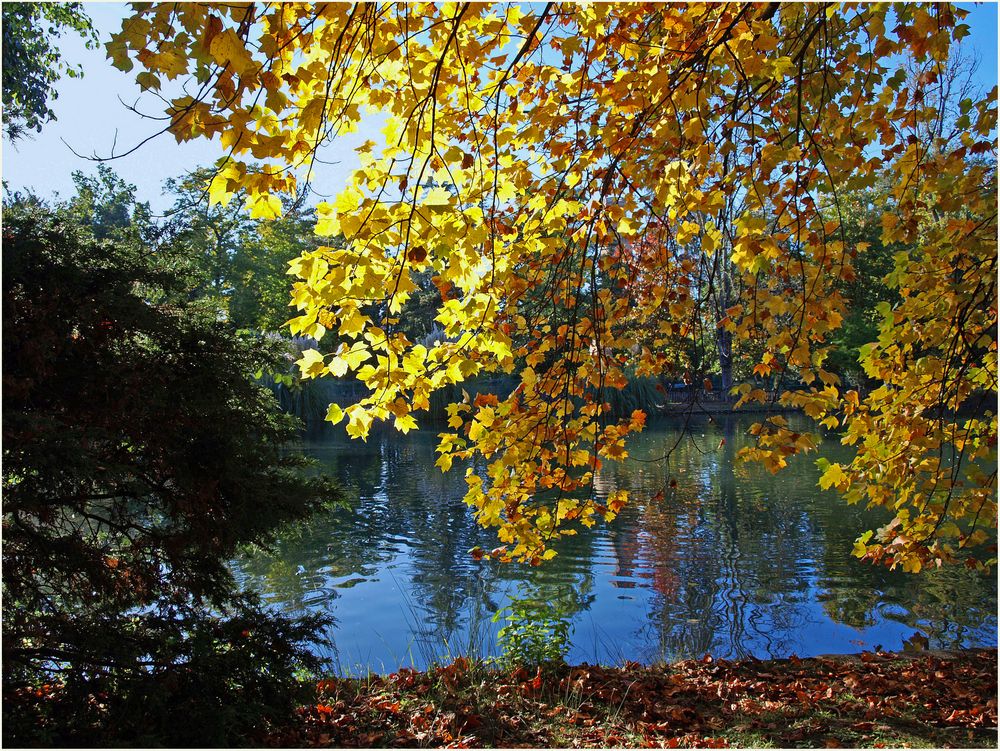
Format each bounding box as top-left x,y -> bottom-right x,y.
816,459 -> 849,492
295,348 -> 326,378
114,2 -> 996,567
208,28 -> 255,77
247,193 -> 282,220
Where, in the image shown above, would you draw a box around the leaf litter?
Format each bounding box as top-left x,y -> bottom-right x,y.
262,649 -> 997,748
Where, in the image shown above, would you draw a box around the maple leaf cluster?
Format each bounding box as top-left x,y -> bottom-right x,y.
113,3 -> 997,568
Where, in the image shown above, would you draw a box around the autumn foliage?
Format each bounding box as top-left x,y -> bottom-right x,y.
112,3 -> 997,570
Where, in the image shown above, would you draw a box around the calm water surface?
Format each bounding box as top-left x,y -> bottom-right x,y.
233,415 -> 997,674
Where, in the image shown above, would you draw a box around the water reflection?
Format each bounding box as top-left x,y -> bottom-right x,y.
232,415 -> 996,674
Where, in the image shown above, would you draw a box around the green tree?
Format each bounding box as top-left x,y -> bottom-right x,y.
163,167 -> 319,330
824,187 -> 899,390
161,167 -> 251,318
230,208 -> 317,331
2,201 -> 342,745
1,2 -> 96,140
65,164 -> 156,243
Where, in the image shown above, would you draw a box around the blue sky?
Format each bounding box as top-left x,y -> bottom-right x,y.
2,2 -> 997,213
1,3 -> 379,214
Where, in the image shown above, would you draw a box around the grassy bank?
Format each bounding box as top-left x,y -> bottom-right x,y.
264,648 -> 997,748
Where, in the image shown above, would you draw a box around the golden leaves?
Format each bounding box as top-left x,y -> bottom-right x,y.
115,1 -> 996,567
816,460 -> 849,492
296,349 -> 326,378
209,28 -> 255,77
247,193 -> 282,220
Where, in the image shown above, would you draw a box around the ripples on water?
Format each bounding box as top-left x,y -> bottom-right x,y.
233,415 -> 997,674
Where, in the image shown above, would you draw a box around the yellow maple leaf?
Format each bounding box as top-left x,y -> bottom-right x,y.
247,193 -> 282,220
209,28 -> 255,77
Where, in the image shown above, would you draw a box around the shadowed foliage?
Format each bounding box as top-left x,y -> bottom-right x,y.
2,204 -> 342,746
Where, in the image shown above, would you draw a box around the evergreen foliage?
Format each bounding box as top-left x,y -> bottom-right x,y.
2,204 -> 342,745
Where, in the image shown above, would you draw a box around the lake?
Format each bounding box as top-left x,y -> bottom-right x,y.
233,414 -> 997,675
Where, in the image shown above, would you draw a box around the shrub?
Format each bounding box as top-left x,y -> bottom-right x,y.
492,600 -> 571,671
2,205 -> 341,745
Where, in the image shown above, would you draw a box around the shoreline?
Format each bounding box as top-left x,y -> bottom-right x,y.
269,647 -> 998,748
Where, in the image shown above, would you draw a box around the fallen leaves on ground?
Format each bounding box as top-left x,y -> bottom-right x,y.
263,649 -> 997,748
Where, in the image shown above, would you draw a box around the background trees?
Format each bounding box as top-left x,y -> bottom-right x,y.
161,167 -> 321,330
2,199 -> 341,745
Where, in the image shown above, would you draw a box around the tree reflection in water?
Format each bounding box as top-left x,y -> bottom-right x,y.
233,416 -> 996,673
